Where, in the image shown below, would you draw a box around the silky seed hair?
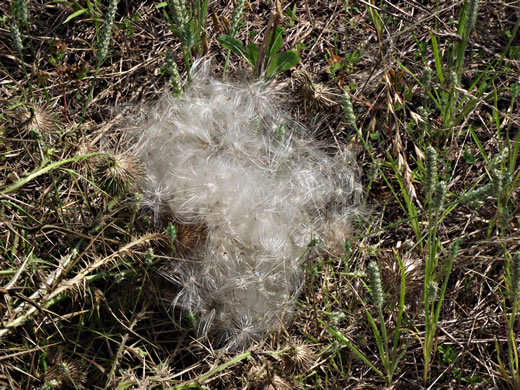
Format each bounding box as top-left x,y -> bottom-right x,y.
130,59 -> 362,350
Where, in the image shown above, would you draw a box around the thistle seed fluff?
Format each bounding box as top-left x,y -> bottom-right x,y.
131,60 -> 362,350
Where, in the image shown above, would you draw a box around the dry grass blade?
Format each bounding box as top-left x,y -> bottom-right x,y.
0,234 -> 166,338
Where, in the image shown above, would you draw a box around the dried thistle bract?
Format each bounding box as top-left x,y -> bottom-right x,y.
14,104 -> 59,141
96,152 -> 143,196
44,359 -> 86,389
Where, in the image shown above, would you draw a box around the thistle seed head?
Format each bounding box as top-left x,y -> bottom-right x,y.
44,359 -> 86,389
282,340 -> 315,373
96,152 -> 143,196
15,104 -> 58,141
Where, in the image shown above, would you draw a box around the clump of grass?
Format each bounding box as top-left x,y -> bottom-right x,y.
420,145 -> 459,384
321,254 -> 407,387
162,0 -> 209,74
496,252 -> 520,389
80,0 -> 119,123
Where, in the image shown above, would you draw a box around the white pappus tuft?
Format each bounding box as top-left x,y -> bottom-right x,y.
130,60 -> 362,350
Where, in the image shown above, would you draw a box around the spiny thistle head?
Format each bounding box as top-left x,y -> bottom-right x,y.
425,146 -> 437,198
44,359 -> 86,390
175,223 -> 207,253
293,70 -> 337,113
367,261 -> 384,310
282,340 -> 315,373
97,0 -> 118,62
15,104 -> 58,141
96,152 -> 143,196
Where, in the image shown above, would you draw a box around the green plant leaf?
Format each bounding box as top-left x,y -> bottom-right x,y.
245,42 -> 259,67
319,318 -> 384,378
217,34 -> 247,62
267,26 -> 285,58
63,8 -> 88,24
265,50 -> 299,77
